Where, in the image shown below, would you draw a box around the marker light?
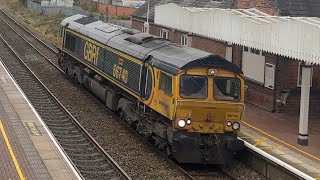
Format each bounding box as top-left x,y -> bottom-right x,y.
186,119 -> 191,125
208,69 -> 216,75
226,121 -> 232,127
232,122 -> 240,130
178,119 -> 186,128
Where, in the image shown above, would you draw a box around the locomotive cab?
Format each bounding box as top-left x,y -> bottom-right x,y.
174,67 -> 245,133
169,63 -> 245,164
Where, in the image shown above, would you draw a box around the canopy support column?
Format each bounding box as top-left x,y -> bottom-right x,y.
297,62 -> 312,146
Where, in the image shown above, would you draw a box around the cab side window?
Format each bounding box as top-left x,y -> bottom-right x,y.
145,69 -> 153,99
159,72 -> 172,96
65,33 -> 76,52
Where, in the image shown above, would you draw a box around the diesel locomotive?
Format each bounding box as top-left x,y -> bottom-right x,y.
58,14 -> 245,164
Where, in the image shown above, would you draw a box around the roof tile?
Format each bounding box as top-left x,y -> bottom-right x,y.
277,0 -> 320,17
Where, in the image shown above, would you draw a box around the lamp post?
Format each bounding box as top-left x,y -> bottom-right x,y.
143,0 -> 150,34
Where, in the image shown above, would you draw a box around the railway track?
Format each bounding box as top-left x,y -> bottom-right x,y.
0,28 -> 130,180
0,8 -> 260,180
0,8 -> 193,180
182,165 -> 236,180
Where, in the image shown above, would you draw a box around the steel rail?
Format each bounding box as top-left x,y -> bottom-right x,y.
0,8 -> 195,180
0,8 -> 59,54
0,31 -> 131,180
0,8 -> 238,180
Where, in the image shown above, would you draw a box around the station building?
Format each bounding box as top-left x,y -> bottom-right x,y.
131,0 -> 320,116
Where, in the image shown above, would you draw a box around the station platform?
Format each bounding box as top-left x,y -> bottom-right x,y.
0,61 -> 82,180
240,103 -> 320,180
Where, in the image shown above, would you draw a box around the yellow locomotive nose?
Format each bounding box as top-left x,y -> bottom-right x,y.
175,100 -> 244,133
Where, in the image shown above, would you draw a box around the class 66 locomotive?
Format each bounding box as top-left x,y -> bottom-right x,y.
57,14 -> 245,165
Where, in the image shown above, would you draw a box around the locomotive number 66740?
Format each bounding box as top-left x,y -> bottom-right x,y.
58,15 -> 245,165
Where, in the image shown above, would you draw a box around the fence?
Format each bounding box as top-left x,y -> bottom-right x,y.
27,0 -> 89,16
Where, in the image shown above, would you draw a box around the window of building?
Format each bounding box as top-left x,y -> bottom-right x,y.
297,62 -> 313,87
242,47 -> 275,88
244,47 -> 264,56
264,63 -> 275,89
180,35 -> 188,46
160,29 -> 169,39
242,47 -> 266,84
159,72 -> 172,95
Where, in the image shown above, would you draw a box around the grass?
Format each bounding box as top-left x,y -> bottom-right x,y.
3,0 -> 65,45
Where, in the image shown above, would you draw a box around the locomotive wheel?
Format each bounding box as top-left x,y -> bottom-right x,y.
119,109 -> 133,126
58,57 -> 68,73
73,74 -> 79,84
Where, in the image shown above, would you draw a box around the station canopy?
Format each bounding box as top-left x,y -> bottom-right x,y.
154,3 -> 320,65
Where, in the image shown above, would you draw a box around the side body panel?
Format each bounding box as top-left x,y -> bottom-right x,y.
63,28 -> 177,120
64,29 -> 142,96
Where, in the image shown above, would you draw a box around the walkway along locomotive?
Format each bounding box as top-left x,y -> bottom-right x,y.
58,14 -> 245,164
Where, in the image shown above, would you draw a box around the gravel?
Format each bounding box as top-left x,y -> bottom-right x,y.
0,5 -> 269,180
0,11 -> 190,180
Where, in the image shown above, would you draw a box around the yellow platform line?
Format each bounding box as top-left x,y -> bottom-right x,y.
243,121 -> 320,162
0,120 -> 25,180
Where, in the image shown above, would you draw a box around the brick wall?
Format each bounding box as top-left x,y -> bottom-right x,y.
97,3 -> 135,17
232,43 -> 320,114
312,63 -> 320,89
132,19 -> 143,31
276,57 -> 320,115
233,47 -> 276,111
279,92 -> 320,115
232,0 -> 279,15
232,45 -> 242,68
190,36 -> 226,58
246,53 -> 277,111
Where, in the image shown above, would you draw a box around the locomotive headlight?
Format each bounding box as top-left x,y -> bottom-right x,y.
232,122 -> 240,130
186,119 -> 191,125
178,119 -> 186,128
226,121 -> 232,127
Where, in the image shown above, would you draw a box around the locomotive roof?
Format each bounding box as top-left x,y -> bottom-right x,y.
61,15 -> 242,75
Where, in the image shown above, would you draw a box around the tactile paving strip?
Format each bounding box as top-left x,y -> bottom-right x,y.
0,83 -> 52,180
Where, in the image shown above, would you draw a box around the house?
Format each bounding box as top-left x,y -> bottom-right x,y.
131,0 -> 320,115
